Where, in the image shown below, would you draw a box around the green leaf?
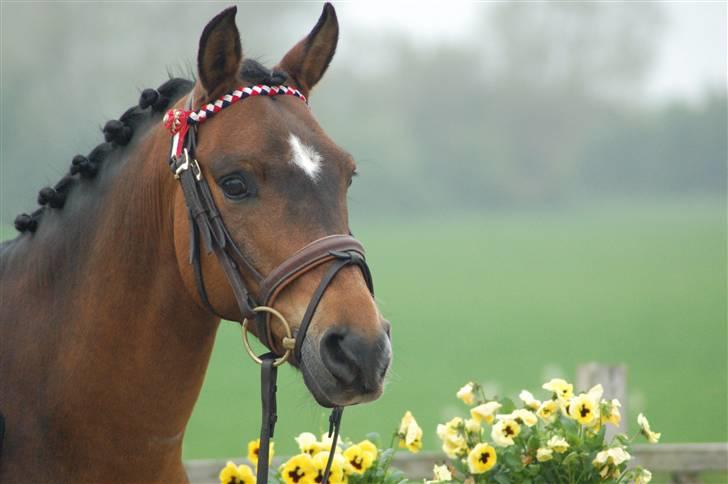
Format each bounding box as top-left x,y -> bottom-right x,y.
499,397 -> 516,414
561,451 -> 580,467
365,432 -> 381,446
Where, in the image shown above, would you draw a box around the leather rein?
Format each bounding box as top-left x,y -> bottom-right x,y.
164,85 -> 374,483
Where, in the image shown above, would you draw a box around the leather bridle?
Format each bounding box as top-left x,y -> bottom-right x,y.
164,86 -> 374,482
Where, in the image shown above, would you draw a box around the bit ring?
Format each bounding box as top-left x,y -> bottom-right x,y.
241,306 -> 295,367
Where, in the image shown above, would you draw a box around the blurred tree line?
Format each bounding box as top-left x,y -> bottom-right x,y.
1,3 -> 725,224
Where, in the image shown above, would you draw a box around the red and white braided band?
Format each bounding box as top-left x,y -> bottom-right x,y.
164,84 -> 307,158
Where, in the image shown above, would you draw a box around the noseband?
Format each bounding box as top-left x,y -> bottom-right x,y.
164,85 -> 374,482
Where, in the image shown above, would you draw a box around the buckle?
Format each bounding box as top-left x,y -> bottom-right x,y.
174,149 -> 202,181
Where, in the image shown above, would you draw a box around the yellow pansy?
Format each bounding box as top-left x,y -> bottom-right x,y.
220,461 -> 239,484
236,465 -> 255,484
470,401 -> 502,424
432,464 -> 452,481
357,439 -> 378,461
635,468 -> 653,483
511,409 -> 538,427
219,461 -> 256,484
343,443 -> 375,475
467,443 -> 497,474
311,451 -> 346,484
519,390 -> 541,410
569,393 -> 599,426
536,400 -> 559,423
247,439 -> 274,466
464,418 -> 482,435
319,432 -> 341,453
600,398 -> 622,426
491,418 -> 520,447
547,435 -> 569,453
295,432 -> 320,456
593,447 -> 631,468
456,382 -> 476,405
398,411 -> 423,453
536,447 -> 553,462
437,417 -> 467,458
280,454 -> 316,484
542,378 -> 574,401
637,413 -> 661,444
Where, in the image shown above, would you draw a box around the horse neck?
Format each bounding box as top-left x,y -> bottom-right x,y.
5,123 -> 219,463
74,129 -> 219,440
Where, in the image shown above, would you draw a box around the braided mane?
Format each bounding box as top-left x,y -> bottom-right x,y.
13,59 -> 285,234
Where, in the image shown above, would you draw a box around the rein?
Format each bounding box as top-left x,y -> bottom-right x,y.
164,85 -> 374,483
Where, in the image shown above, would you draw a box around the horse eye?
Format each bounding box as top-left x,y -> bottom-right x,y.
219,174 -> 249,200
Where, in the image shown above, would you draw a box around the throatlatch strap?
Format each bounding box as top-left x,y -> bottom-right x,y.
257,353 -> 278,483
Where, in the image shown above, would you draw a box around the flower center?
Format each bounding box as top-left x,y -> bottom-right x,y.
288,467 -> 306,483
504,425 -> 515,436
479,451 -> 491,464
351,456 -> 363,470
579,405 -> 591,418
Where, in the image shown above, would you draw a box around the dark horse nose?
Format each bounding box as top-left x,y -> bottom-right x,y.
320,326 -> 391,393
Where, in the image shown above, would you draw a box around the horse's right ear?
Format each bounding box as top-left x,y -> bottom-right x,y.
197,6 -> 242,99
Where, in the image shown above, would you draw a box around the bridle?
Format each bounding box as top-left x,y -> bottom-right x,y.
163,84 -> 374,482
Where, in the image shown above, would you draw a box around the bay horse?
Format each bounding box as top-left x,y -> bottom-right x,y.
0,4 -> 391,482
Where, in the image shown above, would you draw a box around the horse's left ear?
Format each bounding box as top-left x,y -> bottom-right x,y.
277,3 -> 339,97
197,6 -> 243,99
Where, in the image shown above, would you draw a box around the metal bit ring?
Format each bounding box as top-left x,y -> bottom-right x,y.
241,306 -> 295,367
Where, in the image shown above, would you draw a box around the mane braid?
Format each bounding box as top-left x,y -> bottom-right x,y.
13,77 -> 194,233
13,59 -> 285,234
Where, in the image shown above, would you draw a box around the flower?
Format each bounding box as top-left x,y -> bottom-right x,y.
491,418 -> 520,447
635,468 -> 653,483
398,411 -> 423,453
318,432 -> 341,453
536,447 -> 553,462
536,400 -> 559,423
569,393 -> 599,426
237,465 -> 255,484
343,443 -> 375,475
467,443 -> 497,474
247,439 -> 274,466
295,432 -> 320,456
511,409 -> 538,427
280,454 -> 316,484
601,398 -> 622,427
457,382 -> 476,405
464,418 -> 481,435
470,401 -> 502,424
519,390 -> 541,410
431,464 -> 453,482
311,451 -> 346,484
219,461 -> 256,484
593,447 -> 631,467
547,435 -> 570,453
542,378 -> 573,400
357,439 -> 378,461
437,417 -> 467,458
637,413 -> 661,443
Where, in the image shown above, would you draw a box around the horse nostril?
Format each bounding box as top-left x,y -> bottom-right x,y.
320,328 -> 358,386
319,326 -> 391,394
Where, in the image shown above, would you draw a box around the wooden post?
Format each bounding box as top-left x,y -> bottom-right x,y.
576,363 -> 627,440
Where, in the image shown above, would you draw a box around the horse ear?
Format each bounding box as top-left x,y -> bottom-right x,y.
277,3 -> 339,97
197,6 -> 242,98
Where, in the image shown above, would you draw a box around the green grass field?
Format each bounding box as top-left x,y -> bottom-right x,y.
181,199 -> 727,459
3,199 -> 726,463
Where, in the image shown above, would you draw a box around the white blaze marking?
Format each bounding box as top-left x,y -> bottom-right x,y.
288,133 -> 322,181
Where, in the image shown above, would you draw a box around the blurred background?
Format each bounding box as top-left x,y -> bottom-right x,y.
1,2 -> 725,460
